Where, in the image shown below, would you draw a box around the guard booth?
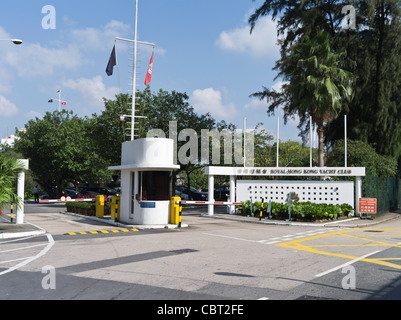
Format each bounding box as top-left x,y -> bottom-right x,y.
109,138 -> 180,225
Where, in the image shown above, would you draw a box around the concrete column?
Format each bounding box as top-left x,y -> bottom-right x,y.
229,175 -> 235,215
355,176 -> 362,217
16,160 -> 29,225
208,175 -> 214,216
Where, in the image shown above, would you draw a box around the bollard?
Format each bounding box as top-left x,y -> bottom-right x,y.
96,195 -> 105,218
10,204 -> 13,223
259,198 -> 264,221
268,200 -> 272,219
171,197 -> 181,225
111,196 -> 120,222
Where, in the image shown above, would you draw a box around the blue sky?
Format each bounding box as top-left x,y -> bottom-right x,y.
0,0 -> 308,144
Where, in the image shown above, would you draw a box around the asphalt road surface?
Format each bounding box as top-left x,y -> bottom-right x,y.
1,203 -> 401,307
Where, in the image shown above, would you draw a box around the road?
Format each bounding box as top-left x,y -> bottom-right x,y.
1,203 -> 401,303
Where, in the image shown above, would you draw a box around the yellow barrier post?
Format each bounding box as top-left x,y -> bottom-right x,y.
96,195 -> 105,218
10,203 -> 14,223
171,197 -> 181,225
111,196 -> 120,222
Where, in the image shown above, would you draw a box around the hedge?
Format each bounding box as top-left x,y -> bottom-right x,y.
66,201 -> 98,216
238,200 -> 354,222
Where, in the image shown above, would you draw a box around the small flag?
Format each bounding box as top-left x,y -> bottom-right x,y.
61,102 -> 67,106
144,51 -> 154,85
106,45 -> 117,76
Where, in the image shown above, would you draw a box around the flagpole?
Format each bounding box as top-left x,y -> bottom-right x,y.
131,0 -> 139,141
58,89 -> 61,112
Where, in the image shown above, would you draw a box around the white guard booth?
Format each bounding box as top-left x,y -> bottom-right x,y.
109,138 -> 180,225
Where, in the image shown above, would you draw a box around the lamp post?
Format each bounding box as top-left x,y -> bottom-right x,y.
0,39 -> 23,45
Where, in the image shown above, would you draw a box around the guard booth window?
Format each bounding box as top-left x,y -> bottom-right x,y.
139,171 -> 171,201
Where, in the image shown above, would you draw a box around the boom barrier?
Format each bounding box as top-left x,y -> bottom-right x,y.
40,197 -> 94,203
177,200 -> 242,206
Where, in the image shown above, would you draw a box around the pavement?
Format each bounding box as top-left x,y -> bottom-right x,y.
0,206 -> 400,239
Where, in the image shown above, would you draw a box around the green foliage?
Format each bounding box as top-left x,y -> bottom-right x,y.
65,201 -> 96,211
327,139 -> 397,177
251,31 -> 355,166
0,154 -> 25,210
249,0 -> 401,171
238,200 -> 353,221
14,110 -> 108,198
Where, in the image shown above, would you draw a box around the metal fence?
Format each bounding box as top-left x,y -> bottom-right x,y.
364,176 -> 401,214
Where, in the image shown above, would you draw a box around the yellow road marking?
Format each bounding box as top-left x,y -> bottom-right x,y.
66,228 -> 140,236
276,228 -> 401,271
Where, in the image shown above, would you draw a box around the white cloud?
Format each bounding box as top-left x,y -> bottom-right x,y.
216,15 -> 280,59
71,20 -> 131,51
24,110 -> 42,120
63,75 -> 119,109
4,43 -> 82,77
190,88 -> 238,119
245,98 -> 267,110
0,95 -> 18,116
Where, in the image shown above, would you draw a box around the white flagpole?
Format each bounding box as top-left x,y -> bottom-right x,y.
345,115 -> 347,167
276,117 -> 279,167
243,117 -> 247,167
310,116 -> 312,167
131,0 -> 139,141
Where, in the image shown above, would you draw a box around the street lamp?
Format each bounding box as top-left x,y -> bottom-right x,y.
0,39 -> 23,45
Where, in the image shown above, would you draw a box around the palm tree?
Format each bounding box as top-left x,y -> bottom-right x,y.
252,31 -> 355,166
0,154 -> 25,210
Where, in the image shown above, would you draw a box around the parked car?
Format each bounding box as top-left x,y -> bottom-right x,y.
175,185 -> 208,201
63,188 -> 80,199
175,188 -> 189,200
214,186 -> 230,201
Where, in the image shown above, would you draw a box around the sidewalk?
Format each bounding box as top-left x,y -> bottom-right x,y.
201,209 -> 401,228
0,222 -> 46,239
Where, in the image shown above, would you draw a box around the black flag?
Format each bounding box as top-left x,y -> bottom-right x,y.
106,45 -> 117,76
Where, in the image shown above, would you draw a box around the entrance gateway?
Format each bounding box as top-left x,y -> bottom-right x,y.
204,166 -> 366,216
110,137 -> 365,225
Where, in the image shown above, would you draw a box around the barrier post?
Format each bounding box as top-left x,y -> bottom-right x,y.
96,195 -> 105,218
111,196 -> 120,222
10,204 -> 13,223
286,193 -> 292,221
268,200 -> 272,219
171,197 -> 181,225
259,198 -> 264,221
179,202 -> 183,228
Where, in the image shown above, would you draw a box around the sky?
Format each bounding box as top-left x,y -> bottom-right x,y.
0,0 -> 310,144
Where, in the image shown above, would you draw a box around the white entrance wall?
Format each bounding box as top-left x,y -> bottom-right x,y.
204,166 -> 365,216
237,180 -> 354,207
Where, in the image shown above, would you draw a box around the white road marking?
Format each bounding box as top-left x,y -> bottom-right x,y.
0,243 -> 48,254
0,234 -> 55,276
315,250 -> 381,278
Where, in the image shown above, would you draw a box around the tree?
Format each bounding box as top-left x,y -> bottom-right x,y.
251,31 -> 354,166
249,0 -> 401,172
15,111 -> 104,197
0,154 -> 25,210
326,139 -> 397,177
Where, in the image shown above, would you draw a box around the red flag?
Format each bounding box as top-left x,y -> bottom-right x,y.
144,51 -> 154,86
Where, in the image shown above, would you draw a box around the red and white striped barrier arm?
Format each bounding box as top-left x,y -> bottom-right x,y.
40,198 -> 94,203
178,200 -> 242,206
